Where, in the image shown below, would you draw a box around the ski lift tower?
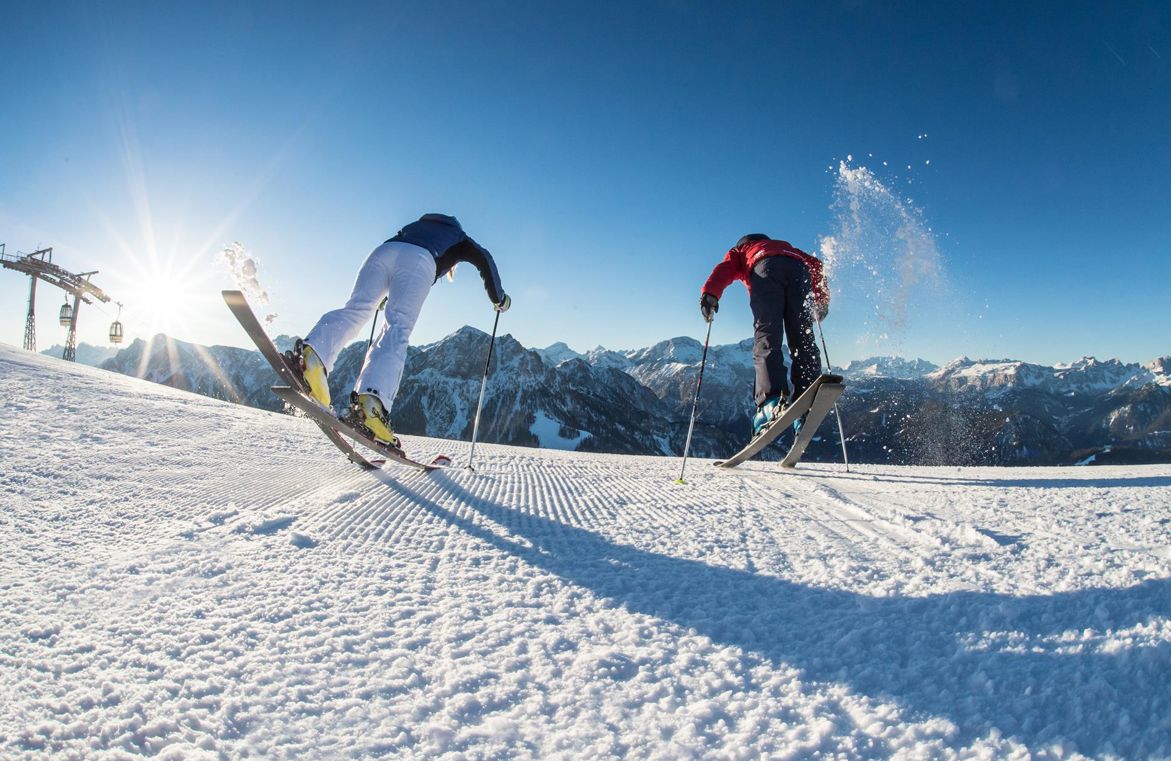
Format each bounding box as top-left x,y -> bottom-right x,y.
1,246 -> 112,360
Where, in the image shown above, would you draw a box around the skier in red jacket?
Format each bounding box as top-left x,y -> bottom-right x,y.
700,234 -> 830,436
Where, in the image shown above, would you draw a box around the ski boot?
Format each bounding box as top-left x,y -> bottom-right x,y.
792,411 -> 809,437
790,383 -> 815,437
752,394 -> 786,438
350,391 -> 404,454
284,339 -> 331,407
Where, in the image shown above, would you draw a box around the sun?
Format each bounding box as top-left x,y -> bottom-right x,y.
120,265 -> 200,339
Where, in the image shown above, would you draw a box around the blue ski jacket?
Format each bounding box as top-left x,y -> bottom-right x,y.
388,214 -> 506,306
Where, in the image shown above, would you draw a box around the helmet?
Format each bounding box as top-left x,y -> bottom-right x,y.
419,213 -> 462,230
736,233 -> 770,247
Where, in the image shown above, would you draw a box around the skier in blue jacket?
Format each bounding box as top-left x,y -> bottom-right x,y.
288,214 -> 510,450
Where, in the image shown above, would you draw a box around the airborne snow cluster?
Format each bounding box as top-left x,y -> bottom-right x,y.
818,160 -> 947,337
219,243 -> 277,327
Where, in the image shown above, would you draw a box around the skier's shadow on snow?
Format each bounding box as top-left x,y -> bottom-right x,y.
383,472 -> 1169,758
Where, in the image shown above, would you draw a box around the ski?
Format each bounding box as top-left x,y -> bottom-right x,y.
779,379 -> 845,468
715,373 -> 844,468
271,385 -> 445,472
222,290 -> 379,469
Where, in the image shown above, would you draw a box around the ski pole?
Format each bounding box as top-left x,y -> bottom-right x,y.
467,309 -> 501,471
367,297 -> 388,354
814,312 -> 850,472
676,318 -> 713,484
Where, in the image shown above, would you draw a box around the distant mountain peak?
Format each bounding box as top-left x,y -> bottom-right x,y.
39,342 -> 120,367
535,341 -> 584,367
842,356 -> 938,379
1055,356 -> 1117,370
628,337 -> 704,365
1144,356 -> 1170,374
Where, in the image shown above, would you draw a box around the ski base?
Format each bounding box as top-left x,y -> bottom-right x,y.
779,381 -> 845,468
223,290 -> 378,469
715,374 -> 844,469
272,385 -> 446,472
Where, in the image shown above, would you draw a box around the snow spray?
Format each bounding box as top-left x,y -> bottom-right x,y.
220,242 -> 277,328
818,160 -> 949,347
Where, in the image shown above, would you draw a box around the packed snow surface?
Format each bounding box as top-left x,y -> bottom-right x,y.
2,344 -> 1170,759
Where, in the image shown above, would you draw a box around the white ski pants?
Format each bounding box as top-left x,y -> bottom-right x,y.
305,241 -> 435,411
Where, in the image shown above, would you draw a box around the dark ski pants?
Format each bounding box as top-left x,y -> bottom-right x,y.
748,255 -> 822,408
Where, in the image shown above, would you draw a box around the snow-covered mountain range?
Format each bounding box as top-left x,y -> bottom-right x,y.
927,356 -> 1168,395
79,333 -> 1171,466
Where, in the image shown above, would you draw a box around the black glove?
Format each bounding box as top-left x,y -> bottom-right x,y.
494,294 -> 511,313
700,293 -> 719,322
813,301 -> 829,322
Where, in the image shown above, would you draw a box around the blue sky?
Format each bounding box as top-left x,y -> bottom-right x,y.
1,1 -> 1167,365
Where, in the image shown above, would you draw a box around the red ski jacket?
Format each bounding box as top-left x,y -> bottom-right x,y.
701,238 -> 830,310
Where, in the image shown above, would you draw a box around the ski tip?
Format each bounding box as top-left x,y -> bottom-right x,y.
430,455 -> 453,467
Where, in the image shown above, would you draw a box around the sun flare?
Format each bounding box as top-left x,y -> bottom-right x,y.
120,267 -> 199,339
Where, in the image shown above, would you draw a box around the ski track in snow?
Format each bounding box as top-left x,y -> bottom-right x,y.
2,344 -> 1171,759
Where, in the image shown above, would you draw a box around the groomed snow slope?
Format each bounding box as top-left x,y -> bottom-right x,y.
2,344 -> 1170,760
